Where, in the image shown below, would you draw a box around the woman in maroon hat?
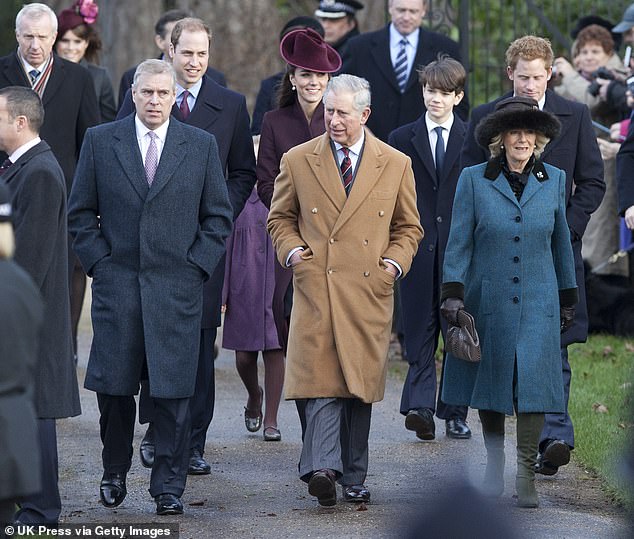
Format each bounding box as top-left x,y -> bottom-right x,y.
55,0 -> 115,122
253,28 -> 341,436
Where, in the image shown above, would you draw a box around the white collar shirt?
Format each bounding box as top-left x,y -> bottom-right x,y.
135,115 -> 169,166
425,112 -> 454,167
8,136 -> 41,164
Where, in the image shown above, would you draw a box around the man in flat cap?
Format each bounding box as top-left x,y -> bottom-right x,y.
315,1 -> 364,57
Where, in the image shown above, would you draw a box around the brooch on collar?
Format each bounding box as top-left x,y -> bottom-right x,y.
536,171 -> 544,179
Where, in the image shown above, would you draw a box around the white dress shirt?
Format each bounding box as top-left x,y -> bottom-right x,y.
424,112 -> 455,168
8,136 -> 41,163
135,116 -> 169,166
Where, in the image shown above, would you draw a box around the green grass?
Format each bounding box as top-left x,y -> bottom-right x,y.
569,335 -> 634,506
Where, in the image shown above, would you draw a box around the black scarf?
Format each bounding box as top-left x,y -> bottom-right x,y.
500,154 -> 534,201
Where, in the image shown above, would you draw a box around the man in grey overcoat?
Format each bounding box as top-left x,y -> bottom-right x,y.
0,86 -> 79,526
68,59 -> 233,516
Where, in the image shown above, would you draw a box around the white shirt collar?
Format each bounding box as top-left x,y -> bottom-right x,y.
18,51 -> 50,74
176,77 -> 203,101
333,129 -> 365,155
8,136 -> 41,163
425,112 -> 454,135
135,115 -> 170,143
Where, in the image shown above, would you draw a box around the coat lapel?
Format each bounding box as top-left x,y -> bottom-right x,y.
371,28 -> 401,94
113,116 -> 149,201
174,76 -> 222,132
491,173 -> 521,208
40,55 -> 65,107
541,89 -> 573,161
410,118 -> 437,184
146,120 -> 187,202
305,133 -> 347,212
519,175 -> 543,207
443,120 -> 465,180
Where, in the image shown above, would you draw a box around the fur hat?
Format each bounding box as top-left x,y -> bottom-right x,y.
475,96 -> 560,149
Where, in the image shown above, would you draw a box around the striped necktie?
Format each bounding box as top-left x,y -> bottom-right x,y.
340,147 -> 353,195
394,38 -> 408,93
29,69 -> 40,85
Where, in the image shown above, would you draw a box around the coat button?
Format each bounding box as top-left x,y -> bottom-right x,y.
311,207 -> 318,214
513,276 -> 519,283
436,216 -> 442,223
513,256 -> 520,262
514,236 -> 520,242
513,296 -> 519,303
329,238 -> 335,244
327,268 -> 333,275
427,245 -> 434,252
363,239 -> 368,246
378,210 -> 385,217
515,216 -> 521,222
363,271 -> 370,277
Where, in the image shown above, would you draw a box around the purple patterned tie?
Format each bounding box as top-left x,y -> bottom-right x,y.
0,158 -> 12,176
145,132 -> 158,186
340,147 -> 352,194
179,89 -> 190,120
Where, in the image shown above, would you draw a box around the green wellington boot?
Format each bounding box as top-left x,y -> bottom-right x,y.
478,410 -> 506,497
515,412 -> 545,508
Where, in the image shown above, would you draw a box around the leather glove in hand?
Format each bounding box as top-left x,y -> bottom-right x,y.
560,306 -> 575,333
440,297 -> 464,326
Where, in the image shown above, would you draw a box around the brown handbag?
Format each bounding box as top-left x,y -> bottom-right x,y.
446,309 -> 481,363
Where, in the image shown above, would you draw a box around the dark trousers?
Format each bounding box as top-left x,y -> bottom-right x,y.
540,346 -> 574,449
400,266 -> 467,420
97,393 -> 191,497
14,419 -> 60,525
138,328 -> 216,455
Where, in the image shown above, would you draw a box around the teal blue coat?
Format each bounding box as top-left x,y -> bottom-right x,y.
441,161 -> 577,415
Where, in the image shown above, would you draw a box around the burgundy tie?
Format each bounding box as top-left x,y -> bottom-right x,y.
340,147 -> 353,194
0,158 -> 13,175
179,90 -> 190,120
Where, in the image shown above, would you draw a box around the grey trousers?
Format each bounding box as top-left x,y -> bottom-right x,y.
299,397 -> 372,486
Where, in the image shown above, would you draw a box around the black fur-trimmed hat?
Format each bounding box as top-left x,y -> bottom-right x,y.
475,96 -> 560,149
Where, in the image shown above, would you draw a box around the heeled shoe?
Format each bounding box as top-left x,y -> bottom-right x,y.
244,386 -> 263,432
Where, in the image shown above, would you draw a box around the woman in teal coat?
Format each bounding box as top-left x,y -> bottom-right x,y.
440,97 -> 578,508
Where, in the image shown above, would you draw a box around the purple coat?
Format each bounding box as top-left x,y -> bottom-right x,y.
222,190 -> 280,351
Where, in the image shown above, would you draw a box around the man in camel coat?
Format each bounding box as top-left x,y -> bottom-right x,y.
268,74 -> 422,507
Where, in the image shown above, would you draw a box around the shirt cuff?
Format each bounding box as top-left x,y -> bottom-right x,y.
383,258 -> 403,279
286,247 -> 304,267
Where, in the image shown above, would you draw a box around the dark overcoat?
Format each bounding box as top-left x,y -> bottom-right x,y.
388,115 -> 466,359
251,71 -> 283,136
68,116 -> 233,398
82,59 -> 116,123
461,89 -> 605,345
441,162 -> 577,414
616,119 -> 634,216
3,141 -> 80,419
118,75 -> 256,328
0,52 -> 100,192
341,26 -> 468,142
0,259 -> 43,500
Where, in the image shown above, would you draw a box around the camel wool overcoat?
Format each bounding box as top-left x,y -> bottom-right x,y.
267,130 -> 423,404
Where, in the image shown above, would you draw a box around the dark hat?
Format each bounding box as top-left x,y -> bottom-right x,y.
315,0 -> 364,19
475,96 -> 561,149
57,0 -> 99,37
613,3 -> 634,33
572,15 -> 622,50
280,28 -> 342,73
280,16 -> 324,41
0,181 -> 12,223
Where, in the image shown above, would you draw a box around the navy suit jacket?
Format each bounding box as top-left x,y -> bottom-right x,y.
342,26 -> 469,142
389,115 -> 466,358
0,52 -> 100,193
461,89 -> 605,345
118,75 -> 256,328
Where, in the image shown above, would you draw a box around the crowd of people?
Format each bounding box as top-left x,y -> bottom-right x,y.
1,0 -> 633,527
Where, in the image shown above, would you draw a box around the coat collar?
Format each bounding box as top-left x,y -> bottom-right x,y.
484,158 -> 549,208
2,140 -> 52,184
484,157 -> 549,182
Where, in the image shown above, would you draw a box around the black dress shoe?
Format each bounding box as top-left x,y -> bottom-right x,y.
535,439 -> 570,475
308,469 -> 337,507
140,425 -> 155,469
155,493 -> 184,515
188,449 -> 211,475
100,472 -> 127,508
446,418 -> 472,439
342,484 -> 370,503
405,408 -> 435,440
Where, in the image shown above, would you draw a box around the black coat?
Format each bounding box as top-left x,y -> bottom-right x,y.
341,26 -> 469,142
118,75 -> 256,327
68,116 -> 233,398
3,141 -> 80,419
461,89 -> 606,345
251,72 -> 283,136
616,118 -> 634,216
82,60 -> 116,122
0,259 -> 43,500
0,53 -> 100,193
388,115 -> 466,358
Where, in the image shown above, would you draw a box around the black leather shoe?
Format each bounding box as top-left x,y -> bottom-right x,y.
342,484 -> 370,503
446,418 -> 472,439
155,493 -> 184,515
139,424 -> 154,469
405,408 -> 435,440
100,472 -> 127,508
535,439 -> 570,475
308,469 -> 337,507
188,449 -> 211,475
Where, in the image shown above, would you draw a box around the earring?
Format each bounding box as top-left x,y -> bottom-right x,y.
292,85 -> 296,91
500,144 -> 504,149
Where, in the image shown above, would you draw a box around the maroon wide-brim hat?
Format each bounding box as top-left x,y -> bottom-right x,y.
279,28 -> 342,73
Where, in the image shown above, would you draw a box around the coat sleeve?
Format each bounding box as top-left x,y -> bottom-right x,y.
67,129 -> 111,276
551,169 -> 578,297
381,157 -> 423,276
616,119 -> 634,215
189,135 -> 234,279
256,113 -> 280,209
267,153 -> 305,266
441,167 -> 476,298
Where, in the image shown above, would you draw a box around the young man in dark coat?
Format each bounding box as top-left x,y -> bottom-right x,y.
0,85 -> 79,526
461,35 -> 605,476
69,59 -> 233,516
388,56 -> 470,441
341,0 -> 468,142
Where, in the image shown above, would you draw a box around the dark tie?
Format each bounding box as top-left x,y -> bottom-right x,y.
394,38 -> 408,93
0,158 -> 13,175
434,126 -> 445,176
29,69 -> 40,85
179,90 -> 190,120
145,132 -> 158,185
340,147 -> 353,194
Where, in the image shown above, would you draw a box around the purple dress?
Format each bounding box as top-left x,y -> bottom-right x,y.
222,190 -> 280,351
